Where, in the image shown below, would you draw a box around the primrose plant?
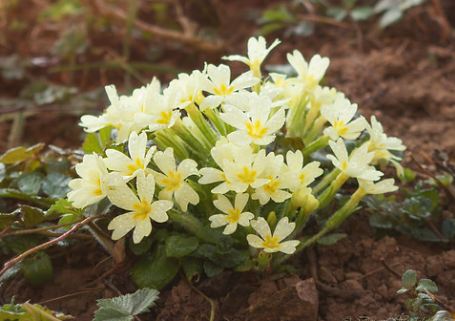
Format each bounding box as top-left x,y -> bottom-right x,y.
67,37 -> 405,282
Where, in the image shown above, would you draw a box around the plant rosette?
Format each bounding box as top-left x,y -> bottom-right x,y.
68,36 -> 406,287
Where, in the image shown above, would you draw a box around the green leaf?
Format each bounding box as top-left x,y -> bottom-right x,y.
17,172 -> 44,195
21,252 -> 53,286
129,237 -> 153,256
83,133 -> 103,154
131,246 -> 179,289
401,269 -> 417,290
379,8 -> 402,28
350,6 -> 374,21
203,261 -> 223,278
2,234 -> 42,254
193,244 -> 249,269
416,279 -> 438,293
0,144 -> 44,164
42,172 -> 71,198
182,257 -> 203,282
21,205 -> 46,227
0,213 -> 16,229
317,233 -> 347,246
57,213 -> 81,226
47,198 -> 81,218
165,234 -> 199,258
94,288 -> 159,321
83,127 -> 112,155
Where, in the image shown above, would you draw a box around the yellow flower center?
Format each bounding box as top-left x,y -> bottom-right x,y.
263,178 -> 280,194
161,170 -> 183,192
340,160 -> 349,171
93,177 -> 103,196
156,111 -> 172,125
304,74 -> 318,90
245,120 -> 267,140
213,83 -> 234,96
226,208 -> 241,224
132,199 -> 152,220
236,166 -> 257,185
299,172 -> 305,183
127,158 -> 145,175
333,120 -> 349,137
262,235 -> 280,250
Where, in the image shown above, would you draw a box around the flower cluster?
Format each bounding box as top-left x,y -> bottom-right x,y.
68,37 -> 405,260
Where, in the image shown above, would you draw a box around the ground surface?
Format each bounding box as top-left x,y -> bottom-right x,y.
0,0 -> 454,320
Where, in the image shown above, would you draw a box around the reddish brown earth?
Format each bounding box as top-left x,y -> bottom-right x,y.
1,0 -> 455,320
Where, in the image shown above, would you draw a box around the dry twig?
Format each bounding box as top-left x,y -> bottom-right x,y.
0,216 -> 97,278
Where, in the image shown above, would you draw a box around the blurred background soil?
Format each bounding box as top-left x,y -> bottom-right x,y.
1,0 -> 454,320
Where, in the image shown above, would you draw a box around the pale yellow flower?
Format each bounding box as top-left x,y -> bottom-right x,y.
247,217 -> 299,254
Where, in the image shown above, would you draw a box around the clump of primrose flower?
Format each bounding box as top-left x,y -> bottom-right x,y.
69,37 -> 405,275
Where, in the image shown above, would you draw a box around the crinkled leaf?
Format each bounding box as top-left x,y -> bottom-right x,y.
401,269 -> 417,290
21,252 -> 53,286
42,172 -> 71,198
165,234 -> 199,258
131,246 -> 179,289
317,233 -> 347,246
193,243 -> 249,269
94,288 -> 159,321
17,172 -> 44,195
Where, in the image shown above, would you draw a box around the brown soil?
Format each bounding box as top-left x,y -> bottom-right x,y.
1,0 -> 455,320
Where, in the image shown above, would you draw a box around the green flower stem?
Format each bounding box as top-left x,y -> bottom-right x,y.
317,172 -> 349,209
186,104 -> 218,147
305,116 -> 327,143
168,210 -> 219,244
302,135 -> 329,158
172,121 -> 209,159
293,207 -> 313,237
154,130 -> 189,160
204,109 -> 226,136
312,168 -> 340,195
287,96 -> 308,137
273,188 -> 366,268
301,187 -> 366,249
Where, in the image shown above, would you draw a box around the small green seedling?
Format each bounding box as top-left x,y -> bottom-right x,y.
397,269 -> 453,321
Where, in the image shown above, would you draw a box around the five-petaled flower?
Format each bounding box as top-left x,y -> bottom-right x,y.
153,148 -> 200,211
247,217 -> 300,254
107,170 -> 173,243
209,193 -> 254,235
